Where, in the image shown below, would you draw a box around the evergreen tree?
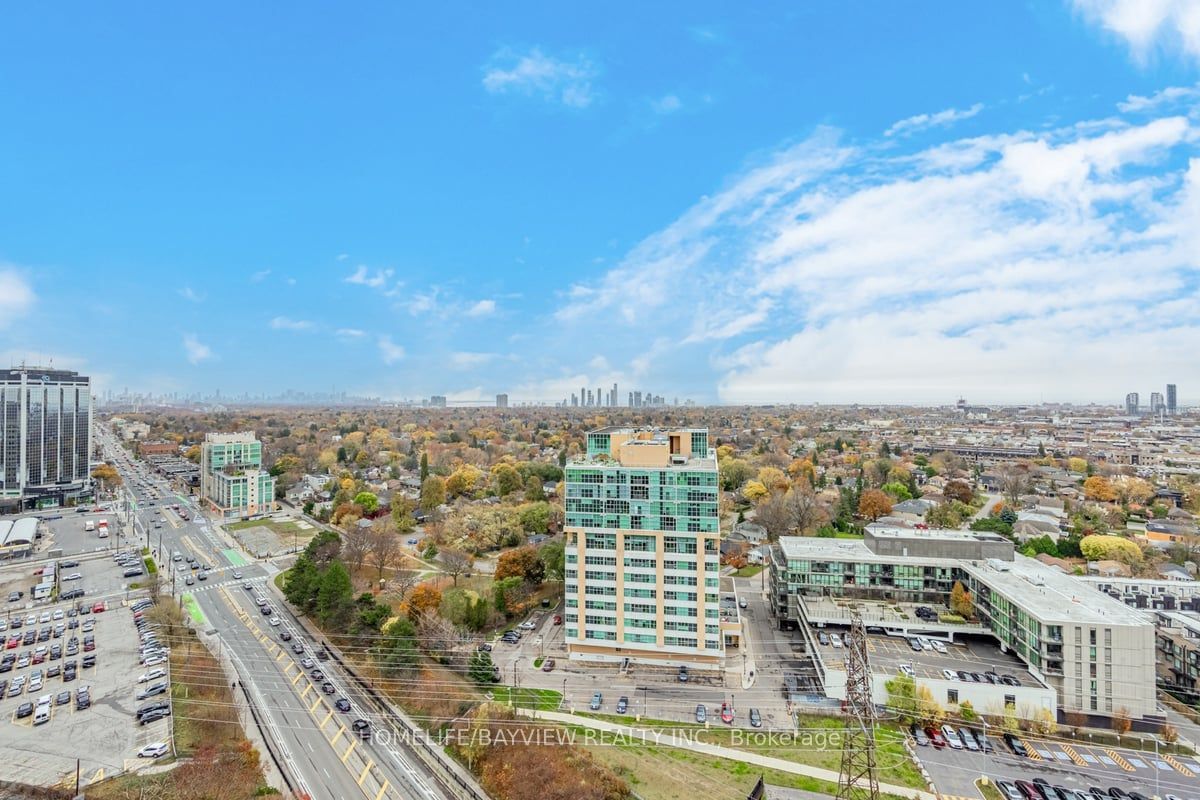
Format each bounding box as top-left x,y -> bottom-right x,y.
317,561 -> 354,628
468,651 -> 498,684
419,451 -> 429,481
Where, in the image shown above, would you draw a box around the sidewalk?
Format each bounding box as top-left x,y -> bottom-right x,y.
514,708 -> 933,800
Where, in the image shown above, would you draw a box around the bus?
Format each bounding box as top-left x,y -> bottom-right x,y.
97,519 -> 109,538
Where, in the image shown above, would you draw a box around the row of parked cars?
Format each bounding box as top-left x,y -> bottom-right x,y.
912,723 -> 996,752
995,777 -> 1182,800
130,598 -> 172,725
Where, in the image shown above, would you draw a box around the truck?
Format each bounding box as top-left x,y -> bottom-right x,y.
97,519 -> 109,538
84,520 -> 94,532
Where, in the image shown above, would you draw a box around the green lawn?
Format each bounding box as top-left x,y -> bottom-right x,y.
488,686 -> 562,711
732,565 -> 763,578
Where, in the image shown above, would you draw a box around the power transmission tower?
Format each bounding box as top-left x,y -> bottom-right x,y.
836,612 -> 880,800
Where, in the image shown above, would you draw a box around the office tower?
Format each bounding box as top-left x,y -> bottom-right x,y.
1125,393 -> 1139,415
563,427 -> 726,667
586,389 -> 593,406
612,383 -> 618,408
633,391 -> 643,408
495,393 -> 508,409
199,432 -> 276,519
1167,384 -> 1178,414
0,367 -> 93,509
1150,392 -> 1165,414
429,395 -> 447,408
571,394 -> 578,407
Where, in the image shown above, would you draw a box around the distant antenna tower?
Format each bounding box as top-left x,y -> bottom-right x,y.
836,612 -> 880,800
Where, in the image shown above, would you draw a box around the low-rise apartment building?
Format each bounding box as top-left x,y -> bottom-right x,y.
771,527 -> 1157,722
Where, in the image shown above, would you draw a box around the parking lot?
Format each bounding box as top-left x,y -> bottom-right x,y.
918,727 -> 1200,800
864,634 -> 1035,684
0,587 -> 170,786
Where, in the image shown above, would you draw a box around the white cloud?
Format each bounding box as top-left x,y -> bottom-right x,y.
1118,85 -> 1200,111
181,334 -> 213,365
0,269 -> 35,324
450,352 -> 497,369
269,316 -> 313,331
336,328 -> 365,339
885,103 -> 984,137
1072,0 -> 1200,63
178,286 -> 206,303
377,336 -> 405,365
652,94 -> 683,115
466,299 -> 497,317
336,253 -> 349,261
482,47 -> 598,108
250,269 -> 271,282
344,265 -> 394,288
558,100 -> 1200,404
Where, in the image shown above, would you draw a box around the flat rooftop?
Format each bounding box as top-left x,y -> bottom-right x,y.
962,556 -> 1152,626
778,536 -> 963,567
868,525 -> 1009,544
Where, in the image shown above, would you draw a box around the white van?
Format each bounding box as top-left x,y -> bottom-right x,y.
34,696 -> 52,725
84,520 -> 95,532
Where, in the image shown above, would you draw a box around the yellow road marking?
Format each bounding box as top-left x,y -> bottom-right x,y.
89,768 -> 105,784
1023,739 -> 1042,760
299,683 -> 311,700
321,710 -> 333,729
1060,743 -> 1086,767
290,671 -> 302,686
341,739 -> 357,763
1165,754 -> 1194,777
357,759 -> 374,785
330,725 -> 345,746
1104,749 -> 1134,772
375,780 -> 390,800
310,696 -> 322,713
276,650 -> 285,662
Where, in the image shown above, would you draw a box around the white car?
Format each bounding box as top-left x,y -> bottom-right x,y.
137,742 -> 169,758
269,617 -> 281,627
518,620 -> 537,630
931,640 -> 947,654
138,668 -> 167,683
899,664 -> 915,678
942,668 -> 958,680
63,573 -> 83,581
52,610 -> 64,620
829,633 -> 843,648
143,655 -> 166,667
232,572 -> 243,580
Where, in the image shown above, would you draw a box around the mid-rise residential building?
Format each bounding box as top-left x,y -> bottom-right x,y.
563,426 -> 728,667
1150,392 -> 1165,414
0,367 -> 93,510
1125,392 -> 1140,415
199,432 -> 276,518
495,393 -> 508,409
1167,383 -> 1178,414
771,527 -> 1157,721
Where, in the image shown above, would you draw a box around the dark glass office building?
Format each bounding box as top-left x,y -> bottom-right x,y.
0,367 -> 93,509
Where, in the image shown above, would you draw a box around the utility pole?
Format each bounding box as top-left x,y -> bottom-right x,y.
836,612 -> 880,800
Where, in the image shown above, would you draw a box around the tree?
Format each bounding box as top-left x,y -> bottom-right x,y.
490,463 -> 522,497
377,618 -> 419,678
857,489 -> 892,521
742,480 -> 768,502
756,466 -> 788,493
916,685 -> 945,726
91,463 -> 122,491
341,525 -> 372,580
317,561 -> 354,628
367,529 -> 402,585
420,475 -> 446,511
881,481 -> 913,502
524,475 -> 546,501
446,464 -> 484,498
539,540 -> 565,581
885,673 -> 918,722
406,583 -> 442,620
1083,476 -> 1118,502
1067,457 -> 1088,474
495,545 -> 541,582
419,451 -> 430,481
283,554 -> 321,612
1161,722 -> 1179,744
353,491 -> 379,514
719,458 -> 753,491
1079,534 -> 1142,564
943,480 -> 974,504
1033,707 -> 1057,736
950,581 -> 974,619
926,504 -> 963,529
756,491 -> 797,539
517,502 -> 551,534
1113,476 -> 1154,507
391,497 -> 416,533
354,592 -> 391,634
469,650 -> 498,685
440,548 -> 474,586
999,465 -> 1031,507
1112,707 -> 1131,739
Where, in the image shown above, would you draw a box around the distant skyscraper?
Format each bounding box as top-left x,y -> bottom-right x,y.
1150,392 -> 1165,414
1125,392 -> 1139,415
495,393 -> 508,409
1167,384 -> 1178,414
0,367 -> 93,509
429,395 -> 447,408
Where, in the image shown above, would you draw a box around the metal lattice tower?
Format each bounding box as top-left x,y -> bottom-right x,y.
836,612 -> 880,800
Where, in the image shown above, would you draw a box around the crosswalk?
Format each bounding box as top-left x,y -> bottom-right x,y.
1023,736 -> 1200,780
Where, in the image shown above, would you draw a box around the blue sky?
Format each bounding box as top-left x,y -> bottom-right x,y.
2,1 -> 1199,404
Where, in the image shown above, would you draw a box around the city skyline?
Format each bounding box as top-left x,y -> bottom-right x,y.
2,4 -> 1200,405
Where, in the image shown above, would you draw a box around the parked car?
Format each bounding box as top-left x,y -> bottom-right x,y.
1004,732 -> 1029,757
695,704 -> 707,723
137,742 -> 169,758
749,708 -> 762,728
616,696 -> 628,714
941,724 -> 963,749
542,658 -> 556,672
910,724 -> 929,746
678,666 -> 689,683
720,703 -> 733,724
589,692 -> 602,711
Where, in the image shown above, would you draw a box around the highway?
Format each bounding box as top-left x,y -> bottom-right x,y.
96,428 -> 453,800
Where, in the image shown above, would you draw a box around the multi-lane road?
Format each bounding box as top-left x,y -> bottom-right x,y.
96,429 -> 454,800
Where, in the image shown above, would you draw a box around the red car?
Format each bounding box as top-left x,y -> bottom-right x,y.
92,602 -> 106,614
6,635 -> 20,649
925,726 -> 947,749
720,703 -> 734,724
553,615 -> 562,625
